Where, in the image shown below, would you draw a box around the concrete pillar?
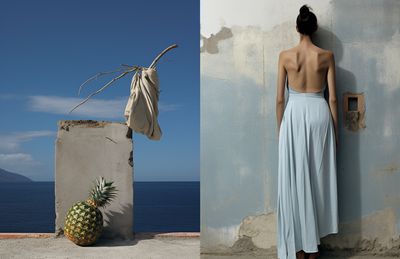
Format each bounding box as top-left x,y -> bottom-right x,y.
55,120 -> 133,240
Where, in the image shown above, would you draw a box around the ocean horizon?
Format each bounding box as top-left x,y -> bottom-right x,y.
0,181 -> 199,233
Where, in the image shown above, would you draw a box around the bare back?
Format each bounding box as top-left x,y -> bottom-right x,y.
276,41 -> 338,148
281,45 -> 332,93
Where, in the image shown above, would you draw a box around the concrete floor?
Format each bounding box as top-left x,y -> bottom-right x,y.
0,233 -> 200,259
201,256 -> 397,259
0,233 -> 398,259
201,249 -> 399,259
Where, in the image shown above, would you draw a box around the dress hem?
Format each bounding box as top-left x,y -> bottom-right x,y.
294,229 -> 339,253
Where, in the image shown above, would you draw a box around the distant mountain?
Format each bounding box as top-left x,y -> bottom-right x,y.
0,168 -> 33,182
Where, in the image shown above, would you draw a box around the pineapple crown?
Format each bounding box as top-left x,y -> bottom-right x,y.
88,176 -> 118,208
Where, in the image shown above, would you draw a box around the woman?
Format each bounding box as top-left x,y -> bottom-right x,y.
276,5 -> 339,259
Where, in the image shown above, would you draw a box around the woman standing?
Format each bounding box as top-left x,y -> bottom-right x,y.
276,5 -> 339,259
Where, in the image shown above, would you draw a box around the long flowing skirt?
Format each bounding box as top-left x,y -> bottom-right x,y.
276,86 -> 338,259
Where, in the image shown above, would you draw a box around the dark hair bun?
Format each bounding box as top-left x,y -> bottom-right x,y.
296,4 -> 318,36
299,5 -> 310,19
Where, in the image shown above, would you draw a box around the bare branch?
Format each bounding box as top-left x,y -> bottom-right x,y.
70,43 -> 178,114
69,69 -> 136,114
121,64 -> 136,68
78,68 -> 127,96
149,44 -> 178,69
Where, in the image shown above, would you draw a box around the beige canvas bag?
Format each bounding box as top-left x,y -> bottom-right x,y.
124,67 -> 162,140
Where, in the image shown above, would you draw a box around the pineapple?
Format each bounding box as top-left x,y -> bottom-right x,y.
64,176 -> 118,246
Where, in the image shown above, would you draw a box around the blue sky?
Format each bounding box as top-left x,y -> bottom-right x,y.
0,0 -> 199,181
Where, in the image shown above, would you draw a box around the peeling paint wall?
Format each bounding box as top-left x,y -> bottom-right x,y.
200,0 -> 400,255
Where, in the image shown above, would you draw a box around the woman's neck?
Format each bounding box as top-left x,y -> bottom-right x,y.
298,34 -> 313,47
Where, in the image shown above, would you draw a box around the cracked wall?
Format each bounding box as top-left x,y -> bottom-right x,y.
200,0 -> 400,255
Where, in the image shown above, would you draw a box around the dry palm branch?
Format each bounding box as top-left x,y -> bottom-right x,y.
69,44 -> 178,114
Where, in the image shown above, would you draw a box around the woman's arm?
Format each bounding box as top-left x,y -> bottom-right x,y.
327,51 -> 339,149
276,51 -> 287,138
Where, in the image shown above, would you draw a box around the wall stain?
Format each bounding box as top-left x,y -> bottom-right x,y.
321,207 -> 400,256
382,164 -> 399,173
373,163 -> 400,177
200,26 -> 233,54
212,208 -> 400,256
209,212 -> 277,255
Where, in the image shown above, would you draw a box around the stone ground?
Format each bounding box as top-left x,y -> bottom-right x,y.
0,233 -> 199,259
0,233 -> 398,259
201,253 -> 398,259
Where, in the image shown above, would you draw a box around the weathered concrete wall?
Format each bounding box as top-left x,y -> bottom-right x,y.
200,0 -> 400,256
55,120 -> 133,240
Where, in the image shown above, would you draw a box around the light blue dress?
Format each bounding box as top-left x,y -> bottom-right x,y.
277,84 -> 338,259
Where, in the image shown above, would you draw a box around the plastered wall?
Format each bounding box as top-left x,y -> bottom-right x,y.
200,0 -> 400,255
55,120 -> 133,240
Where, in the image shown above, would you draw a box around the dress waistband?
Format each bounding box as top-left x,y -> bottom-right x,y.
288,85 -> 325,98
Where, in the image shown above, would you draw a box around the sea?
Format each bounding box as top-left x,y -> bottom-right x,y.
0,181 -> 199,233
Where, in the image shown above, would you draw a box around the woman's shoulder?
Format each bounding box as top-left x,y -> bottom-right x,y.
278,48 -> 295,60
313,46 -> 334,56
279,46 -> 334,61
279,47 -> 295,55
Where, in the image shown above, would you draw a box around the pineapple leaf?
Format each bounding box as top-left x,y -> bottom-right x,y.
88,176 -> 118,208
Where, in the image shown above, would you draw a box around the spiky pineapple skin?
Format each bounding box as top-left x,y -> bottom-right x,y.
64,201 -> 103,246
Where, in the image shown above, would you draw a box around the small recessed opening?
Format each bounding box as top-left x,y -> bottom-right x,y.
348,97 -> 358,111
